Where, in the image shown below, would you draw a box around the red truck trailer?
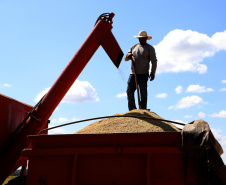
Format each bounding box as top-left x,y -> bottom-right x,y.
23,132 -> 195,185
1,13 -> 226,185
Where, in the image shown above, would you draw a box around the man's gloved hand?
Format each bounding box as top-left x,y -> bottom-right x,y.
150,73 -> 155,81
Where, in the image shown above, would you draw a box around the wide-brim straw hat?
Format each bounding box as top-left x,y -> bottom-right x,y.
134,30 -> 152,40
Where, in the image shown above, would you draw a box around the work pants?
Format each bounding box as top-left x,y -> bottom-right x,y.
126,73 -> 149,111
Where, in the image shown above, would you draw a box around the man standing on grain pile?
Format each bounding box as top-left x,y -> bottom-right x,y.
125,30 -> 157,111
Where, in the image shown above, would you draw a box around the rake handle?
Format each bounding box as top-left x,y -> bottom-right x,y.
131,58 -> 141,109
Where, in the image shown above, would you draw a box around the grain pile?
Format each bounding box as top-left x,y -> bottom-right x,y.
74,109 -> 180,134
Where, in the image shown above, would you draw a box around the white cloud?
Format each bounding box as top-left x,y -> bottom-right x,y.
186,84 -> 214,93
175,86 -> 183,94
210,129 -> 226,163
51,117 -> 69,124
211,31 -> 226,50
173,120 -> 185,124
221,150 -> 226,163
172,120 -> 185,129
72,117 -> 80,121
219,88 -> 226,92
35,87 -> 49,102
156,93 -> 168,98
198,112 -> 206,118
168,95 -> 206,109
62,80 -> 99,103
184,115 -> 192,119
222,80 -> 226,84
116,92 -> 127,98
35,80 -> 99,104
0,83 -> 11,88
209,110 -> 226,118
4,84 -> 11,87
48,124 -> 69,135
168,106 -> 173,110
211,128 -> 226,146
155,29 -> 226,74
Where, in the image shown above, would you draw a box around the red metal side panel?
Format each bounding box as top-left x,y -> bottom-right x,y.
26,132 -> 182,149
23,133 -> 197,185
0,94 -> 33,146
0,94 -> 48,175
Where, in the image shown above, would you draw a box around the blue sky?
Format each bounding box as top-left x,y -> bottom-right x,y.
1,1 -> 226,162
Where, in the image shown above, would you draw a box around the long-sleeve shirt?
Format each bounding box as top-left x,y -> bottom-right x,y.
125,43 -> 157,75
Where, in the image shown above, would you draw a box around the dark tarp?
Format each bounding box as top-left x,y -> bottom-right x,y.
182,120 -> 226,185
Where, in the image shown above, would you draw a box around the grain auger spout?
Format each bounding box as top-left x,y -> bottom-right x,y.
0,12 -> 123,184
